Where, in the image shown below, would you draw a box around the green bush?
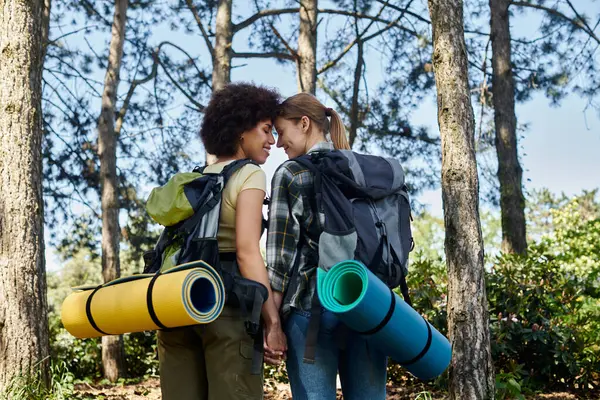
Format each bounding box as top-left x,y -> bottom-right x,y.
123,331 -> 159,378
487,248 -> 597,393
1,360 -> 76,400
387,195 -> 600,396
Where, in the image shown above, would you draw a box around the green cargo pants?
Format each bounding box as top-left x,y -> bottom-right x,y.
157,305 -> 263,400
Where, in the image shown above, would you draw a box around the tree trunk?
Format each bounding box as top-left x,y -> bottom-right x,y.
97,0 -> 128,382
212,0 -> 232,91
207,0 -> 233,164
427,0 -> 495,399
0,0 -> 50,392
297,0 -> 318,94
349,41 -> 364,148
42,0 -> 51,58
490,0 -> 527,255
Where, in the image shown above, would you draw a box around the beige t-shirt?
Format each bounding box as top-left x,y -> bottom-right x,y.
203,161 -> 266,252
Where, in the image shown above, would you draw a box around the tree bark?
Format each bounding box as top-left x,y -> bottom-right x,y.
212,0 -> 233,92
207,0 -> 233,164
490,0 -> 527,255
97,0 -> 128,382
0,0 -> 50,392
427,0 -> 495,399
349,41 -> 364,148
297,0 -> 318,94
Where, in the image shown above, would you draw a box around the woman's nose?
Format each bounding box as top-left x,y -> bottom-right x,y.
268,132 -> 275,145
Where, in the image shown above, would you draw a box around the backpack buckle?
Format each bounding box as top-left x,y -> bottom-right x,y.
245,320 -> 260,337
376,220 -> 387,236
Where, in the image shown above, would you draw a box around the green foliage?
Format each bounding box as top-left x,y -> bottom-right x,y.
404,254 -> 448,336
1,360 -> 76,400
489,192 -> 600,395
411,209 -> 502,261
496,367 -> 528,400
123,332 -> 159,378
389,192 -> 600,397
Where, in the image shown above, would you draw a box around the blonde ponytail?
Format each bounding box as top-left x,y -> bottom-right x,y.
326,108 -> 350,150
278,93 -> 351,150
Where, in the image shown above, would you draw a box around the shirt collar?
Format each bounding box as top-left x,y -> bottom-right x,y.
307,141 -> 334,154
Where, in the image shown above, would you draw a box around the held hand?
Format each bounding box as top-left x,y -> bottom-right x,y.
263,324 -> 287,365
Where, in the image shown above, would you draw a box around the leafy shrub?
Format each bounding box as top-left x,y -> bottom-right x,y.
123,331 -> 159,378
388,195 -> 600,396
1,360 -> 75,400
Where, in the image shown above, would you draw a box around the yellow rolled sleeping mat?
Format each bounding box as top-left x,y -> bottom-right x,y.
61,261 -> 225,338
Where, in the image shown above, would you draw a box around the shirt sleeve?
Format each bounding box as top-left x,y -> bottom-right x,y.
238,164 -> 267,193
266,165 -> 303,293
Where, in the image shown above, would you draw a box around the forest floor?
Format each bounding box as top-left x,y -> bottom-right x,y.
71,377 -> 586,399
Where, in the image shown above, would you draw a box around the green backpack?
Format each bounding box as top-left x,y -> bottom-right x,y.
144,159 -> 268,374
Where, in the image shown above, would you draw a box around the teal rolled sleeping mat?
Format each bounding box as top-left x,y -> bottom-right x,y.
317,260 -> 452,381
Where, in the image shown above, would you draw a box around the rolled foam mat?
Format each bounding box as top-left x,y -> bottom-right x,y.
317,260 -> 451,380
61,261 -> 225,338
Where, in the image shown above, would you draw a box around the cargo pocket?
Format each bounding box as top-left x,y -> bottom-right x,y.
239,341 -> 254,360
234,341 -> 263,399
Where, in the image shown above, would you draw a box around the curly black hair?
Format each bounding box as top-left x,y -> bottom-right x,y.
200,83 -> 281,157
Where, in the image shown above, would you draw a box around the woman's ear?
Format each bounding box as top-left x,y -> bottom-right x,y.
301,116 -> 311,133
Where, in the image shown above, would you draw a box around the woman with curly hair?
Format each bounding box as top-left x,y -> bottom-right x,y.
157,83 -> 286,400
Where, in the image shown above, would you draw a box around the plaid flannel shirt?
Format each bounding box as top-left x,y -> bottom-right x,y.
266,141 -> 334,316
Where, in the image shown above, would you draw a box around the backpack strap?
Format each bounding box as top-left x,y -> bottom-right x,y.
285,155 -> 325,364
221,158 -> 258,181
391,247 -> 412,306
230,276 -> 268,375
177,159 -> 258,236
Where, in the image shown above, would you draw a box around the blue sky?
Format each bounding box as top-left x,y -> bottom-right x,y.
45,1 -> 599,270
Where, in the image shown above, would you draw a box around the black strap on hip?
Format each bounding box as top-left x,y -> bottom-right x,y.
302,293 -> 322,364
85,285 -> 109,335
251,323 -> 264,375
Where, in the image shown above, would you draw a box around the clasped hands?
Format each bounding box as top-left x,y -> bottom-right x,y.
263,323 -> 287,365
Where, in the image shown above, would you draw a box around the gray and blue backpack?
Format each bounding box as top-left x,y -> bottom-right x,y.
291,149 -> 413,362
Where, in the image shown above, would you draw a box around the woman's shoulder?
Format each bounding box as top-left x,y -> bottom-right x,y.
234,162 -> 266,191
229,161 -> 264,181
274,159 -> 310,177
239,162 -> 264,175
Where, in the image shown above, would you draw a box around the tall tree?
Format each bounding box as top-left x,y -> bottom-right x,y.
298,0 -> 318,93
0,0 -> 50,391
427,0 -> 495,398
465,0 -> 599,245
489,0 -> 527,254
212,0 -> 233,92
97,0 -> 129,382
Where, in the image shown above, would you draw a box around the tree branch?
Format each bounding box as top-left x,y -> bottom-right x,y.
371,128 -> 440,144
232,51 -> 295,60
374,0 -> 430,24
233,8 -> 299,32
269,23 -> 299,59
185,0 -> 215,59
511,1 -> 600,45
318,80 -> 351,115
157,56 -> 205,112
565,0 -> 600,44
233,6 -> 424,35
318,0 -> 417,75
115,55 -> 158,136
318,2 -> 390,75
116,41 -> 209,134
